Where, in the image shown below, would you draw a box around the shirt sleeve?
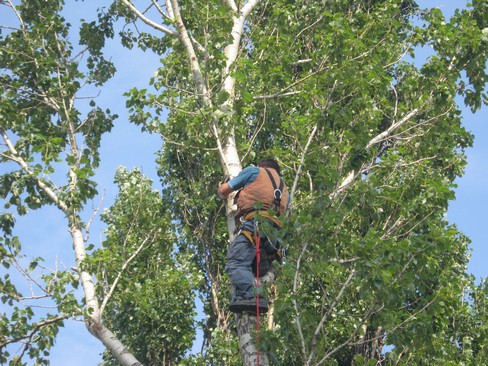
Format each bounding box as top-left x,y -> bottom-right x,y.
228,166 -> 259,190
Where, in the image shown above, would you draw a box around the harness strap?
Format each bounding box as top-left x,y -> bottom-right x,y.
263,168 -> 284,212
242,210 -> 282,229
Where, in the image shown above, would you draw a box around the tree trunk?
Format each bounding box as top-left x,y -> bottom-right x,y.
122,1 -> 269,364
86,317 -> 142,366
236,313 -> 269,366
71,224 -> 143,366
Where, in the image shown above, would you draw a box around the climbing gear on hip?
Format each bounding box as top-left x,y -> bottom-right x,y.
241,209 -> 282,228
236,210 -> 285,276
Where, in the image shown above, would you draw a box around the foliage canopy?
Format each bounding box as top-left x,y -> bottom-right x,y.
1,0 -> 487,365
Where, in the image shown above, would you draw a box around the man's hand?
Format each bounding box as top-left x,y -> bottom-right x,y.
218,182 -> 233,199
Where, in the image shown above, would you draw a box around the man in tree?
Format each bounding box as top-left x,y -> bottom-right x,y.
218,158 -> 289,313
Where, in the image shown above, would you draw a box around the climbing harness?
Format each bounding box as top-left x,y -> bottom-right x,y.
238,210 -> 285,277
263,168 -> 284,212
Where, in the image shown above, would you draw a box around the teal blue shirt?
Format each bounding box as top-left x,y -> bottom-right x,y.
228,166 -> 259,190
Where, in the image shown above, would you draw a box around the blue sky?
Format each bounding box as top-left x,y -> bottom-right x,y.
1,1 -> 487,365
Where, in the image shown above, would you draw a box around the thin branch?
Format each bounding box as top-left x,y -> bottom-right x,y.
0,25 -> 21,31
11,255 -> 51,298
100,234 -> 153,315
289,80 -> 337,207
0,80 -> 60,111
0,151 -> 20,164
329,169 -> 356,201
366,108 -> 421,148
120,0 -> 177,36
252,90 -> 303,100
0,128 -> 69,214
6,0 -> 26,36
241,104 -> 267,162
85,190 -> 105,242
329,103 -> 426,202
289,124 -> 318,205
351,297 -> 436,348
316,306 -> 375,366
306,269 -> 356,366
295,14 -> 324,42
293,234 -> 315,360
0,315 -> 68,348
329,257 -> 359,265
151,0 -> 171,21
385,43 -> 412,68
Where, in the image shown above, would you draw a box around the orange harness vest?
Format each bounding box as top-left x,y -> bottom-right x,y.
235,167 -> 289,223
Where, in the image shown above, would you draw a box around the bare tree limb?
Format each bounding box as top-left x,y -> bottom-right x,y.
6,0 -> 26,36
85,190 -> 106,242
151,0 -> 171,21
366,108 -> 421,148
120,0 -> 177,36
306,269 -> 356,365
100,234 -> 153,315
225,0 -> 238,12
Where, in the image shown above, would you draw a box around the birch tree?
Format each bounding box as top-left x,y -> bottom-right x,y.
0,2 -> 146,365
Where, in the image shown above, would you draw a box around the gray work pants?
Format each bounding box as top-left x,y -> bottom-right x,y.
225,220 -> 256,301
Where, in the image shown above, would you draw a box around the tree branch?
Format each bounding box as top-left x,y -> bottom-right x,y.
225,0 -> 238,12
293,235 -> 314,361
366,108 -> 420,149
170,0 -> 209,100
100,234 -> 153,315
241,0 -> 261,17
289,124 -> 318,206
151,0 -> 172,21
0,128 -> 70,214
120,0 -> 177,36
6,0 -> 26,36
252,90 -> 303,100
306,269 -> 356,365
0,315 -> 68,348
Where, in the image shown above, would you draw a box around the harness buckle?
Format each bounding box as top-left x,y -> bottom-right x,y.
274,189 -> 282,199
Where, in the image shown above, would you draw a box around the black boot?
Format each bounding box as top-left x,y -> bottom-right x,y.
229,297 -> 268,314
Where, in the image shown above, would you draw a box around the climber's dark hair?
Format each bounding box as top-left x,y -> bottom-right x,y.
257,158 -> 281,176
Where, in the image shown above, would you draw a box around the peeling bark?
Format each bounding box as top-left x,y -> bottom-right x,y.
236,313 -> 269,366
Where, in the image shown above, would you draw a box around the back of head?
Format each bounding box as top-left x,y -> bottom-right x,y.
257,158 -> 281,176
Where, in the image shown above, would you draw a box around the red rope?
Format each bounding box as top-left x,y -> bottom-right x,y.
254,229 -> 261,366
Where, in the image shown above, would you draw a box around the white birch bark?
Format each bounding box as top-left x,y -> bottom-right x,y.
220,2 -> 269,365
0,127 -> 143,366
123,1 -> 267,364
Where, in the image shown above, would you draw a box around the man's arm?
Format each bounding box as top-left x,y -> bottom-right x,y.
218,182 -> 233,199
217,166 -> 260,200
